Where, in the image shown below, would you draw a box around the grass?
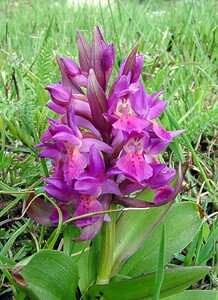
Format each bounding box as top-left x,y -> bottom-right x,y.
0,0 -> 217,298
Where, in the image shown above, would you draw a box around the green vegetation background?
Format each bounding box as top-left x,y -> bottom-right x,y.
0,0 -> 217,296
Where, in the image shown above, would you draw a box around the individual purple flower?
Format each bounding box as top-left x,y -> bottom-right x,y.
28,26 -> 186,241
104,75 -> 149,133
35,107 -> 113,183
74,145 -> 121,196
72,145 -> 121,228
116,134 -> 153,182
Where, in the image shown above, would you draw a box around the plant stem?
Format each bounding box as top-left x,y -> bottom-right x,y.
96,204 -> 116,285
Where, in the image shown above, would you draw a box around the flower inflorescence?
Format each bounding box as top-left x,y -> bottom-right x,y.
35,27 -> 184,240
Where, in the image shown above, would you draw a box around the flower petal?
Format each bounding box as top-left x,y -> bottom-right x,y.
147,165 -> 176,189
147,139 -> 169,155
152,121 -> 172,142
73,195 -> 110,241
44,177 -> 76,203
131,82 -> 149,118
74,177 -> 101,195
89,145 -> 105,176
101,179 -> 121,195
63,151 -> 87,182
38,149 -> 60,159
60,58 -> 88,87
46,101 -> 66,114
154,185 -> 174,205
74,195 -> 102,227
113,115 -> 148,133
73,215 -> 104,241
169,129 -> 185,137
75,115 -> 101,138
53,132 -> 80,146
81,138 -> 113,154
148,100 -> 168,119
117,153 -> 153,182
56,56 -> 83,94
45,83 -> 69,106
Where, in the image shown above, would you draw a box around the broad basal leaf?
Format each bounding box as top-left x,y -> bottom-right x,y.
163,290 -> 217,300
111,202 -> 172,276
118,202 -> 202,277
89,266 -> 210,300
12,250 -> 79,300
111,163 -> 188,276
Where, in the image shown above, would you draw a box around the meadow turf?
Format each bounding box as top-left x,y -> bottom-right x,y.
0,0 -> 217,297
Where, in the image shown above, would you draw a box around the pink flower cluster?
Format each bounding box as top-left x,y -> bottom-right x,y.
35,27 -> 184,240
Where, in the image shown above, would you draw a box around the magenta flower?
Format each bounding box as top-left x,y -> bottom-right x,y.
28,26 -> 185,241
116,134 -> 153,182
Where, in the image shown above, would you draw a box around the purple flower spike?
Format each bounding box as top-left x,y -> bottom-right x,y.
29,26 -> 186,241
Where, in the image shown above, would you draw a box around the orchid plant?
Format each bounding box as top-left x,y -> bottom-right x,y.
33,26 -> 184,239
12,27 -> 211,300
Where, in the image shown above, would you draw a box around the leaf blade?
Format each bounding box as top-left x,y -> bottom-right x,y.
119,202 -> 202,277
89,266 -> 210,300
13,250 -> 79,300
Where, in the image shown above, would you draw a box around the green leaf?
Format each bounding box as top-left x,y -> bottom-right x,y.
118,202 -> 202,277
163,290 -> 218,300
12,250 -> 79,300
197,218 -> 218,265
153,220 -> 165,300
0,220 -> 30,256
63,225 -> 100,300
88,266 -> 210,300
111,202 -> 172,276
111,163 -> 188,276
76,237 -> 100,300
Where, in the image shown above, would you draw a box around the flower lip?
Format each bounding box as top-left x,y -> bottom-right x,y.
115,98 -> 132,117
124,136 -> 144,155
74,194 -> 103,227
